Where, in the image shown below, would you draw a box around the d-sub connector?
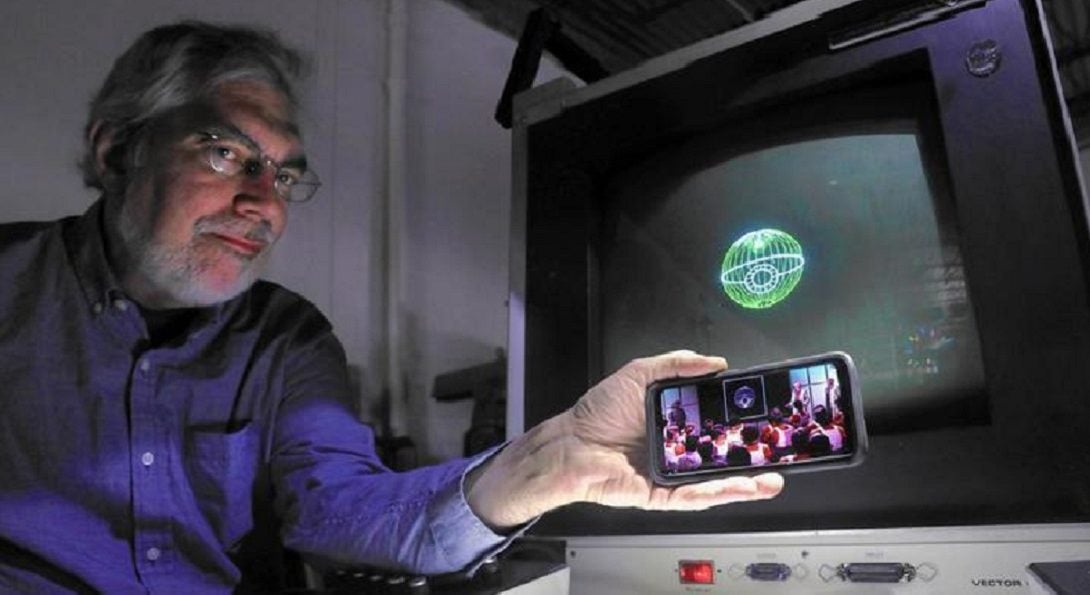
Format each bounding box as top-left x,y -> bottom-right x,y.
745,563 -> 792,581
836,562 -> 917,583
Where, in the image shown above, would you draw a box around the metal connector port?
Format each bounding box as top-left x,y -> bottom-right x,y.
836,563 -> 917,583
745,563 -> 792,581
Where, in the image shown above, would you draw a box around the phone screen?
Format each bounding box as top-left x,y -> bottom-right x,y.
648,353 -> 864,482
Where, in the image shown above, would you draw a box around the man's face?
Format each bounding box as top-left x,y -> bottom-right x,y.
111,81 -> 303,308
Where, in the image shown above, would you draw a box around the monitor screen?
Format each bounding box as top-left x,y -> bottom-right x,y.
601,114 -> 987,434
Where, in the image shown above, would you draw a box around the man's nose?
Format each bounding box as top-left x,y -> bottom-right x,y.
233,165 -> 284,223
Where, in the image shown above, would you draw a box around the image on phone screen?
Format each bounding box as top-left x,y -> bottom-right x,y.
653,357 -> 860,480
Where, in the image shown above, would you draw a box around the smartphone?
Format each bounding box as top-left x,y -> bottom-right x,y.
647,352 -> 866,484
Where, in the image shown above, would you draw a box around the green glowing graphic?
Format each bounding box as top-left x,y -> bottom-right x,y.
720,228 -> 805,309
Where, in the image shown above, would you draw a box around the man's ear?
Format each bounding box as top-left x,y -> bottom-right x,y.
89,120 -> 112,178
88,120 -> 126,186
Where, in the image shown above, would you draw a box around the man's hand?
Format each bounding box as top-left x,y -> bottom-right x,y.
465,350 -> 784,530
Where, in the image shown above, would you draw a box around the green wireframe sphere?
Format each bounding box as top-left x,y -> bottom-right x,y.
720,229 -> 805,309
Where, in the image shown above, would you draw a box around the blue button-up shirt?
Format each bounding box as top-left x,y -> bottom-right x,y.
0,201 -> 515,592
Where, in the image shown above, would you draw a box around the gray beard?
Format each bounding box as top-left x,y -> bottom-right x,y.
115,201 -> 271,308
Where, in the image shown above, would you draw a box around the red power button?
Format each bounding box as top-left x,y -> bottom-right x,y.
679,560 -> 715,584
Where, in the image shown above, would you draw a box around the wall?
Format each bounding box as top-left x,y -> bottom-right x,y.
0,0 -> 567,462
401,2 -> 566,461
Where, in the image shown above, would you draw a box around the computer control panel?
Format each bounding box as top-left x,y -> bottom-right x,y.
566,524 -> 1089,593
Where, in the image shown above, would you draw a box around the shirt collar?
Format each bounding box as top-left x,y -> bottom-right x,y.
63,199 -> 125,313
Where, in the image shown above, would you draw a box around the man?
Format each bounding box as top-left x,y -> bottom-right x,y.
791,379 -> 811,407
825,377 -> 840,406
760,407 -> 795,459
0,22 -> 783,591
667,397 -> 687,428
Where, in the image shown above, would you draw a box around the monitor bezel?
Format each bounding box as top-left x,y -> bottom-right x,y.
511,0 -> 1090,535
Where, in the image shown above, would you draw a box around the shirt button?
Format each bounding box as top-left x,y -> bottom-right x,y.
139,359 -> 151,373
113,299 -> 129,312
141,452 -> 155,466
92,302 -> 104,315
146,547 -> 161,561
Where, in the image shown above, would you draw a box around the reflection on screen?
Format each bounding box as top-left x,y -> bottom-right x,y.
603,130 -> 988,432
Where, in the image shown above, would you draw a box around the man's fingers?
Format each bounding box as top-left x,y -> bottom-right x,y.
752,472 -> 784,497
638,350 -> 728,383
662,472 -> 784,510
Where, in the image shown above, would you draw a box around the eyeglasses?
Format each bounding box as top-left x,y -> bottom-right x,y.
200,131 -> 321,203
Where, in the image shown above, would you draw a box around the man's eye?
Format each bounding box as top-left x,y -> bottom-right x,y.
277,170 -> 302,186
213,145 -> 240,161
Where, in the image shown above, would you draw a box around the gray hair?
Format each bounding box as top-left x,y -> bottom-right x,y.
80,21 -> 306,192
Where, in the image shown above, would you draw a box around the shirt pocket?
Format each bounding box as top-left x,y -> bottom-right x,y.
184,422 -> 259,551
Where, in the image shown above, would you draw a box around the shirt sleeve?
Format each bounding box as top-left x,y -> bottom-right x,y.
268,327 -> 531,576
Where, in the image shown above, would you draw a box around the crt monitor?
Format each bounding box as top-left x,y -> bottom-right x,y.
509,0 -> 1090,536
